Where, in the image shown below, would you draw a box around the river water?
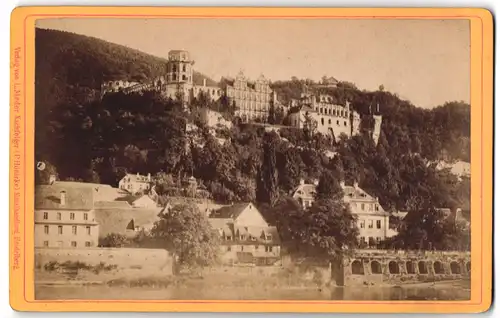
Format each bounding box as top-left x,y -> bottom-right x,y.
36,283 -> 470,301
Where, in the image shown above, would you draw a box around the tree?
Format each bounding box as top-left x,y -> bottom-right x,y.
150,203 -> 220,273
35,161 -> 59,185
100,233 -> 129,247
386,204 -> 470,251
256,132 -> 280,205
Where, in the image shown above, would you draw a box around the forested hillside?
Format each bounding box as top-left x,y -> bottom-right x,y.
35,28 -> 216,135
271,79 -> 470,162
35,28 -> 471,220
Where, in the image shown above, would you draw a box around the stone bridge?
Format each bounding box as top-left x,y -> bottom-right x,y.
332,249 -> 471,287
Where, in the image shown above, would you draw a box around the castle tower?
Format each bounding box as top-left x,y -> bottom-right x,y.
372,103 -> 382,145
166,50 -> 194,105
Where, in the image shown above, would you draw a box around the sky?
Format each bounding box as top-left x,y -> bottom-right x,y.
36,18 -> 470,109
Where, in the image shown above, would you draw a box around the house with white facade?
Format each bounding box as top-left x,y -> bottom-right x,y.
209,203 -> 281,266
118,173 -> 152,194
292,179 -> 396,247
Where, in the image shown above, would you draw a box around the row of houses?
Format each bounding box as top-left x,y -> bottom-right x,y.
34,173 -> 282,265
35,171 -> 468,265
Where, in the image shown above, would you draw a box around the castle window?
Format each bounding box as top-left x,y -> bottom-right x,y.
344,121 -> 347,126
172,65 -> 177,72
337,120 -> 339,125
173,74 -> 177,81
321,118 -> 324,125
183,65 -> 186,72
328,119 -> 331,125
182,75 -> 187,81
376,220 -> 381,229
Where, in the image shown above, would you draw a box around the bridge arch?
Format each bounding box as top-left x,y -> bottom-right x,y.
351,260 -> 364,275
388,261 -> 400,274
450,261 -> 461,274
418,261 -> 428,274
370,260 -> 382,274
433,261 -> 445,274
406,261 -> 417,274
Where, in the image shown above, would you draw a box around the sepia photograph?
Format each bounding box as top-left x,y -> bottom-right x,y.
33,17 -> 472,301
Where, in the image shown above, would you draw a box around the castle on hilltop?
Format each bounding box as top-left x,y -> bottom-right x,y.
100,49 -> 382,143
287,92 -> 382,145
100,50 -> 278,122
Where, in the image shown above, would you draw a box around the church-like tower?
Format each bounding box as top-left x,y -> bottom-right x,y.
372,103 -> 383,145
165,50 -> 194,105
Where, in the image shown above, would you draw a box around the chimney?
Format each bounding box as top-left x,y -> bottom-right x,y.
147,173 -> 151,182
203,78 -> 207,87
49,175 -> 56,185
60,191 -> 66,206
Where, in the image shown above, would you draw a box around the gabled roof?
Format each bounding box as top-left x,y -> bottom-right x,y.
121,173 -> 150,183
209,203 -> 252,220
35,182 -> 95,211
95,207 -> 163,238
292,184 -> 316,199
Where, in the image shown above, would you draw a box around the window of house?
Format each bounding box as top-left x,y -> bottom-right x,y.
250,236 -> 256,241
226,236 -> 231,241
58,226 -> 63,235
359,237 -> 365,244
43,241 -> 49,247
86,226 -> 91,235
173,74 -> 177,81
265,234 -> 272,241
183,65 -> 186,72
240,235 -> 246,241
361,203 -> 365,210
368,220 -> 374,229
360,220 -> 365,228
85,241 -> 91,247
44,225 -> 49,234
72,226 -> 77,235
83,213 -> 88,221
57,212 -> 61,220
43,212 -> 48,220
375,205 -> 379,211
71,241 -> 77,247
344,121 -> 347,126
172,65 -> 177,72
70,213 -> 75,220
328,119 -> 331,124
182,75 -> 187,81
336,120 -> 339,125
376,220 -> 381,229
